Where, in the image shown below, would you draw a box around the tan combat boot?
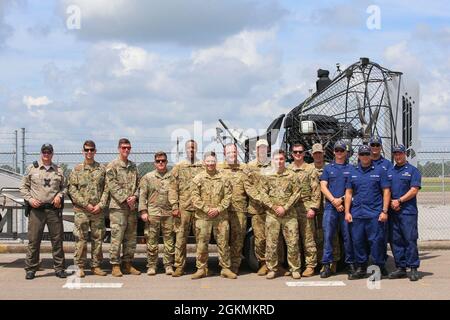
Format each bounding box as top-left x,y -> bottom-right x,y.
292,271 -> 301,279
221,268 -> 237,279
191,268 -> 208,280
165,266 -> 174,275
77,267 -> 85,278
123,262 -> 141,275
257,264 -> 269,276
172,267 -> 184,277
266,270 -> 276,279
302,267 -> 315,277
112,265 -> 123,277
330,262 -> 337,274
91,267 -> 107,276
147,268 -> 156,276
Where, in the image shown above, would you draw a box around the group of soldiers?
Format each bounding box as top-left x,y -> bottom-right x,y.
20,136 -> 421,282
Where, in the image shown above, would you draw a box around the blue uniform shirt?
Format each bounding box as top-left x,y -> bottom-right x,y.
373,156 -> 393,172
388,162 -> 421,215
320,161 -> 352,210
346,163 -> 391,218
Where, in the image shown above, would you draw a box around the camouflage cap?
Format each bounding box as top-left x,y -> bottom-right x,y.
333,140 -> 347,151
312,143 -> 324,154
256,139 -> 269,148
358,145 -> 371,154
392,144 -> 406,153
41,143 -> 54,153
369,136 -> 383,145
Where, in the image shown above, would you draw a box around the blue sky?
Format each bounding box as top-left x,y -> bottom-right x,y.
0,0 -> 449,154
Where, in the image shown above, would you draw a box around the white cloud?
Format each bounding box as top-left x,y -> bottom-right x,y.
22,95 -> 53,109
59,0 -> 286,46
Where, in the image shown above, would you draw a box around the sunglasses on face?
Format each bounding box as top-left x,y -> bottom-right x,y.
84,148 -> 96,153
292,150 -> 304,155
42,151 -> 53,155
155,159 -> 167,164
334,149 -> 345,153
370,143 -> 381,147
120,146 -> 131,150
359,152 -> 371,156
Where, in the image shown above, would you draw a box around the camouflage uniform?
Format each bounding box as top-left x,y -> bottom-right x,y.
260,169 -> 302,273
68,161 -> 109,268
218,162 -> 248,272
20,161 -> 66,272
243,159 -> 272,265
314,164 -> 340,269
191,169 -> 232,270
139,170 -> 174,269
105,158 -> 139,265
288,162 -> 321,269
168,159 -> 203,270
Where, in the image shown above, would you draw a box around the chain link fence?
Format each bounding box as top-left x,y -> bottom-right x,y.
417,151 -> 450,240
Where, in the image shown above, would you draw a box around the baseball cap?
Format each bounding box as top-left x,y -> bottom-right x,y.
256,139 -> 269,148
358,145 -> 371,154
392,144 -> 406,153
312,143 -> 324,154
41,143 -> 54,153
369,136 -> 383,145
333,140 -> 347,151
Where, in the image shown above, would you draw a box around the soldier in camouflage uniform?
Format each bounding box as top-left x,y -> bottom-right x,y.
260,150 -> 302,280
20,143 -> 67,280
106,138 -> 141,277
243,139 -> 272,276
311,143 -> 340,274
288,143 -> 321,277
218,143 -> 248,274
168,140 -> 203,277
139,151 -> 175,276
68,140 -> 108,277
190,151 -> 236,279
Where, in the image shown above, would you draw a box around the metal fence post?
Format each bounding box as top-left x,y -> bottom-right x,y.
443,158 -> 446,206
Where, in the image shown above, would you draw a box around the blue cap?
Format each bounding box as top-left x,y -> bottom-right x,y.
392,144 -> 406,153
358,145 -> 371,154
369,136 -> 382,145
333,140 -> 347,150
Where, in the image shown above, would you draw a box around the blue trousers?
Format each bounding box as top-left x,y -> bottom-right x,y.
322,208 -> 354,264
351,217 -> 387,266
389,213 -> 420,268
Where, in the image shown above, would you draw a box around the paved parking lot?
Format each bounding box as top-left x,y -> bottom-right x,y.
1,250 -> 449,300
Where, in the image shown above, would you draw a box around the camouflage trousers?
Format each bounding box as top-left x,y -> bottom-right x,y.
25,208 -> 65,272
297,208 -> 318,268
73,210 -> 105,268
109,209 -> 137,265
229,211 -> 247,270
265,214 -> 300,272
251,213 -> 266,263
315,211 -> 340,266
173,209 -> 195,269
145,215 -> 175,268
195,218 -> 231,270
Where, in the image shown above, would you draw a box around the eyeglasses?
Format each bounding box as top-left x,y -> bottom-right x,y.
370,143 -> 381,147
292,150 -> 304,155
334,149 -> 345,153
120,146 -> 131,150
359,152 -> 371,156
84,148 -> 96,153
155,159 -> 167,164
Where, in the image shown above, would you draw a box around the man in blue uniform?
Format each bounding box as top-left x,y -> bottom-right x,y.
369,136 -> 393,172
320,141 -> 355,278
387,144 -> 421,281
345,145 -> 391,280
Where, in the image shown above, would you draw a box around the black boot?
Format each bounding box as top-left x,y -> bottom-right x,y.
55,270 -> 68,278
25,271 -> 36,280
347,263 -> 356,275
320,264 -> 332,278
388,267 -> 407,279
348,265 -> 367,280
409,268 -> 419,282
378,265 -> 389,277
